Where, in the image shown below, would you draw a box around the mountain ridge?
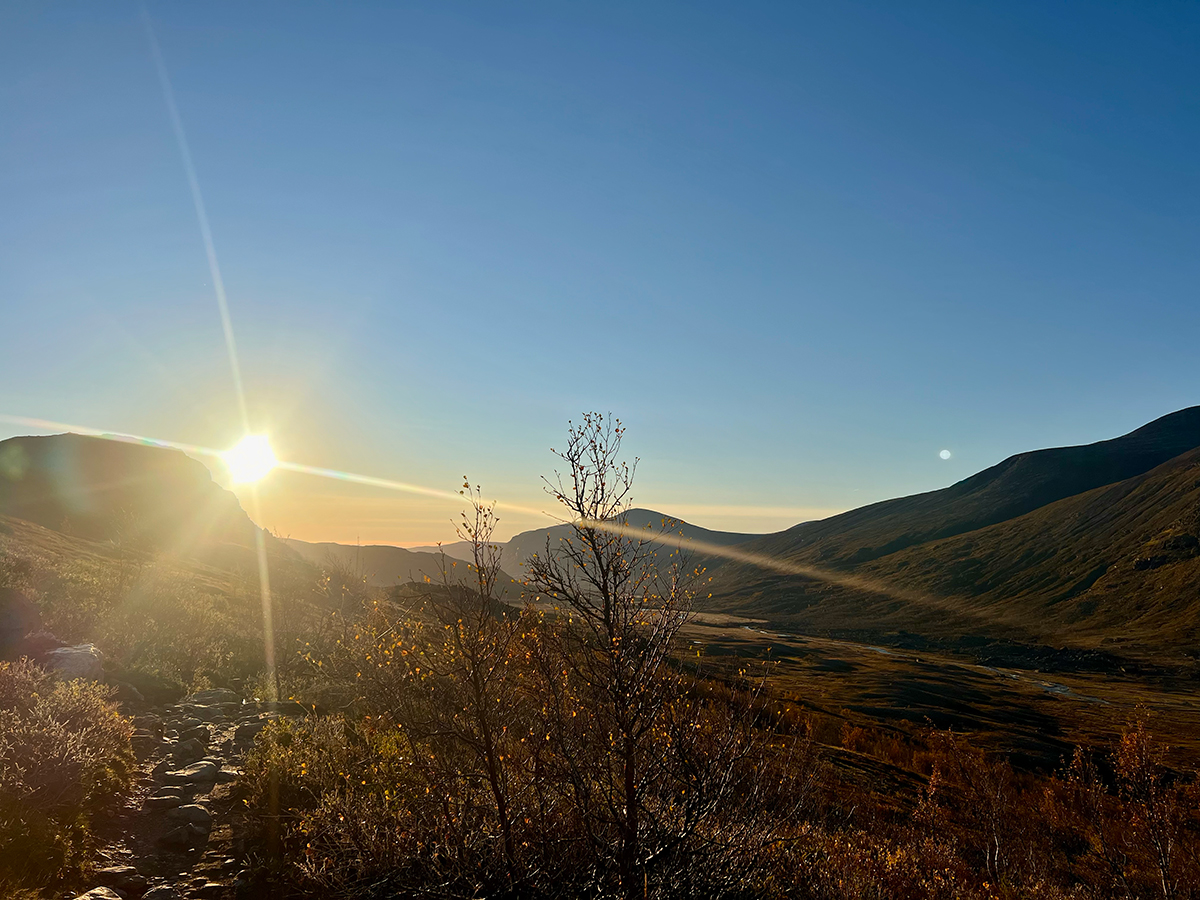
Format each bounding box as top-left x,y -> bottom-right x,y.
702,407 -> 1200,651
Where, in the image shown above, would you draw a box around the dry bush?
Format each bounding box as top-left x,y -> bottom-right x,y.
0,659 -> 134,890
1058,720 -> 1200,899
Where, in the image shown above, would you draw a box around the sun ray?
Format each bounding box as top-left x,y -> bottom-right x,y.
141,7 -> 250,436
0,413 -> 967,614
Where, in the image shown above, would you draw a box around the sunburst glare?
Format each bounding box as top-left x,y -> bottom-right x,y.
224,434 -> 277,483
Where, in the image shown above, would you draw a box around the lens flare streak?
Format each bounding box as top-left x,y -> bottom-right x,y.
580,518 -> 959,615
0,414 -> 953,612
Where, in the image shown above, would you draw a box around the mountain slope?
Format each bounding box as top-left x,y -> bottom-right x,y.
704,411 -> 1200,651
434,508 -> 762,572
737,406 -> 1200,570
0,433 -> 257,552
283,538 -> 520,596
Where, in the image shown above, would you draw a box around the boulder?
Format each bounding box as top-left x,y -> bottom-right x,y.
171,737 -> 206,765
142,888 -> 179,900
74,889 -> 123,900
167,803 -> 212,830
41,643 -> 103,680
178,724 -> 211,744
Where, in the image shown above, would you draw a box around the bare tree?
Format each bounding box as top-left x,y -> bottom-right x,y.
525,414 -> 701,898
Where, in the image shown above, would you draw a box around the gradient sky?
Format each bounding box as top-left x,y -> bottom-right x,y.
2,1 -> 1199,545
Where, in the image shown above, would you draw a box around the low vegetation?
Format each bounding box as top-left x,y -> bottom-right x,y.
0,659 -> 134,892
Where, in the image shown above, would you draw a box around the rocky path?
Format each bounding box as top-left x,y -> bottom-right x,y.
72,689 -> 302,900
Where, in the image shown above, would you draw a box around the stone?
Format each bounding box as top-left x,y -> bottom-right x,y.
183,688 -> 240,706
164,761 -> 218,785
216,767 -> 239,783
96,864 -> 148,894
233,721 -> 265,745
159,823 -> 206,849
41,643 -> 103,680
132,733 -> 163,756
145,795 -> 184,810
167,804 -> 213,830
186,705 -> 234,723
74,889 -> 123,900
171,738 -> 206,765
142,888 -> 178,900
191,883 -> 225,899
179,725 -> 211,743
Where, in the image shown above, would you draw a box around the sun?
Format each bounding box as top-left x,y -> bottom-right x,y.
224,434 -> 277,484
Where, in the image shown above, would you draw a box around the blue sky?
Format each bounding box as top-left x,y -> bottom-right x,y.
2,1 -> 1198,543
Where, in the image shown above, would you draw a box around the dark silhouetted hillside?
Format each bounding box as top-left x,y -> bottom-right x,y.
283,538 -> 521,597
0,433 -> 257,552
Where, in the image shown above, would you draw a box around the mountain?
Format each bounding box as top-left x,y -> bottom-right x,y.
703,407 -> 1200,652
282,538 -> 519,596
0,433 -> 257,552
433,508 -> 763,573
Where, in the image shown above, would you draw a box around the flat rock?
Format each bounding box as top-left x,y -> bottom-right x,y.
165,761 -> 218,785
183,688 -> 240,706
74,890 -> 123,900
168,804 -> 213,829
42,643 -> 104,680
142,888 -> 179,900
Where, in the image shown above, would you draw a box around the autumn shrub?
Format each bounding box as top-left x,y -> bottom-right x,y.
243,714 -> 538,897
0,659 -> 134,891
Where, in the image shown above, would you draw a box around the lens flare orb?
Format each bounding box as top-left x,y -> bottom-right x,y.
939,449 -> 952,460
224,435 -> 277,483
